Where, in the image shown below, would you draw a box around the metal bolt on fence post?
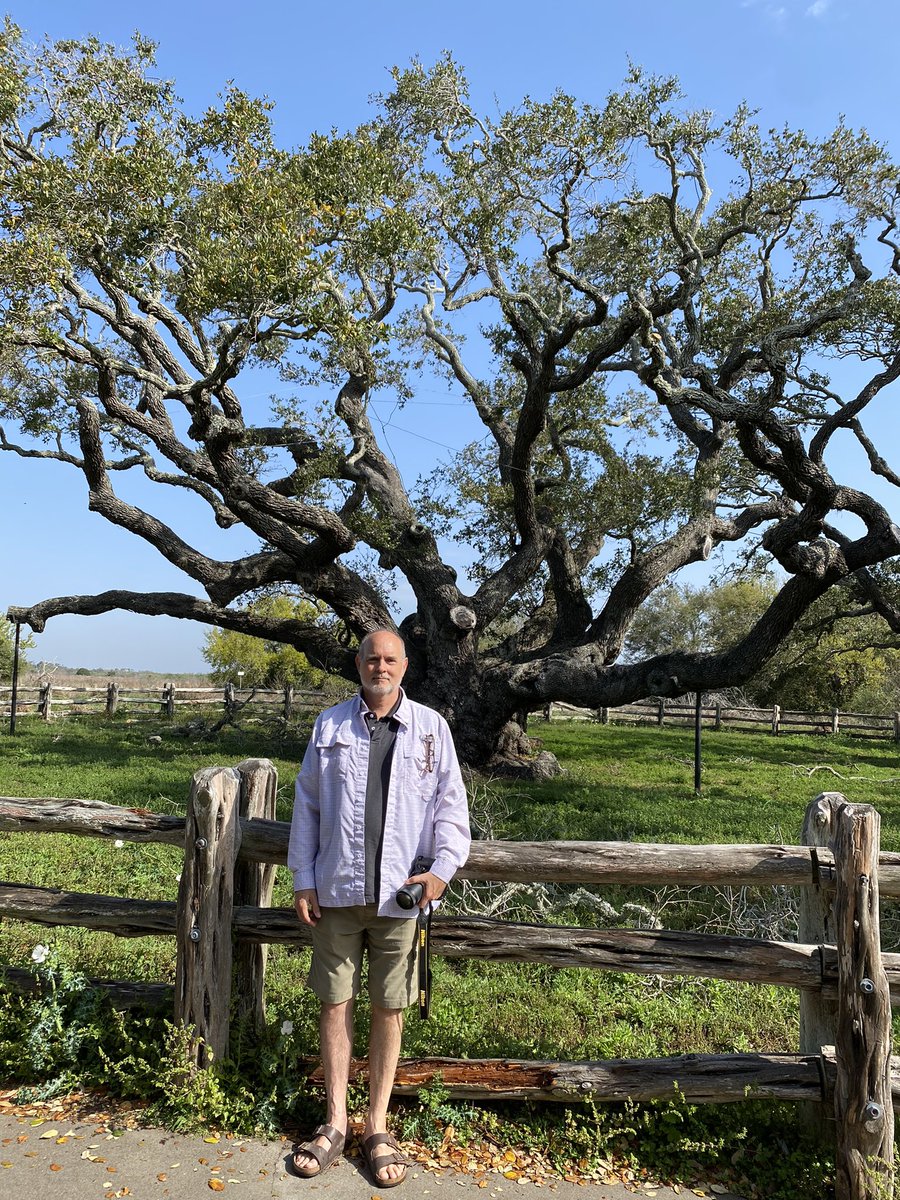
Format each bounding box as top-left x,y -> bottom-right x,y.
189,927 -> 201,942
864,1101 -> 884,1122
859,978 -> 876,994
195,837 -> 208,850
579,1081 -> 593,1092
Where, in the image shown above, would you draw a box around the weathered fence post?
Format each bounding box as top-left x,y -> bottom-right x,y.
106,682 -> 118,717
233,759 -> 278,1033
283,685 -> 293,721
772,704 -> 781,735
165,683 -> 176,718
832,802 -> 894,1200
657,697 -> 665,726
174,766 -> 242,1068
715,703 -> 722,731
598,706 -> 609,725
893,711 -> 900,743
799,792 -> 844,1139
38,684 -> 52,721
832,708 -> 841,736
224,682 -> 235,716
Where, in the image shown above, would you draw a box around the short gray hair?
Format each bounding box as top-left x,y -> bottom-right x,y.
357,628 -> 406,659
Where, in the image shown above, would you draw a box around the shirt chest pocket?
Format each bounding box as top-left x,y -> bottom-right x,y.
316,729 -> 353,787
398,738 -> 438,797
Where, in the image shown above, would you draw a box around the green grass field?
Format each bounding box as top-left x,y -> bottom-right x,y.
0,711 -> 896,1196
2,710 -> 897,1034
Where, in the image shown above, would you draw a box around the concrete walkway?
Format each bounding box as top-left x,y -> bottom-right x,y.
0,1113 -> 749,1200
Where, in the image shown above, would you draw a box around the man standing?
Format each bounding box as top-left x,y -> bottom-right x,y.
288,629 -> 470,1186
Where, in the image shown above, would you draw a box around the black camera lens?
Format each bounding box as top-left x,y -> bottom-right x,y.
395,881 -> 424,910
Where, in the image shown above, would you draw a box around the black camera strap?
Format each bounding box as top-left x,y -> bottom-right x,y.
416,902 -> 432,1019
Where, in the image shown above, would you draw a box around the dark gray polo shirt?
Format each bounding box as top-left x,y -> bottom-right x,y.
362,693 -> 401,904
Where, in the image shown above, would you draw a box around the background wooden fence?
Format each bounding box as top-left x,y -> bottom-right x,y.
549,699 -> 900,741
3,684 -> 899,743
0,682 -> 329,720
0,772 -> 896,1197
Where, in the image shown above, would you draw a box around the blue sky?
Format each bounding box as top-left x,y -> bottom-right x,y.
1,0 -> 897,672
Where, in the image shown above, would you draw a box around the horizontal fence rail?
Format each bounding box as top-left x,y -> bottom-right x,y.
4,794 -> 900,895
0,772 -> 894,1198
0,878 -> 897,1000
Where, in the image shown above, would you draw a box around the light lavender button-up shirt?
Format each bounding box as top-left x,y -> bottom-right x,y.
288,689 -> 471,918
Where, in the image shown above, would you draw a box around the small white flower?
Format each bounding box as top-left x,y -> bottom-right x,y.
114,839 -> 125,849
175,873 -> 182,883
31,944 -> 50,964
280,1020 -> 294,1036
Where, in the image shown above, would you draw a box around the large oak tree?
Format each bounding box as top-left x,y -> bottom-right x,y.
3,29 -> 900,763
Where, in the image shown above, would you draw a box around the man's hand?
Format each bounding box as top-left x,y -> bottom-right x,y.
404,870 -> 447,908
294,888 -> 321,925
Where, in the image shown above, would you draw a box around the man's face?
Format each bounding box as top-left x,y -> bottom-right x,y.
356,632 -> 408,700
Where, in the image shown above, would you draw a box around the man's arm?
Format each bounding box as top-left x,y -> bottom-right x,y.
288,721 -> 322,921
422,715 -> 471,897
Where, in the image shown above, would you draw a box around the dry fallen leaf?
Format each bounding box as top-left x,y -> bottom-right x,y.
49,1163 -> 63,1172
157,1174 -> 168,1182
208,1180 -> 226,1192
1,1162 -> 13,1169
39,1129 -> 59,1139
204,1137 -> 220,1144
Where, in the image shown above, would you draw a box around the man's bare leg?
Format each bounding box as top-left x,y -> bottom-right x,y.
294,1000 -> 353,1172
363,1004 -> 406,1184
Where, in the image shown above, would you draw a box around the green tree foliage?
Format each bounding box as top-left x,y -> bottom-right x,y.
625,577 -> 778,658
2,31 -> 900,761
626,576 -> 900,711
0,620 -> 31,680
201,596 -> 328,688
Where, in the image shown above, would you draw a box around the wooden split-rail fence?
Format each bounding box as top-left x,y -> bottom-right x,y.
4,685 -> 900,744
549,699 -> 900,741
0,770 -> 896,1199
0,683 -> 330,721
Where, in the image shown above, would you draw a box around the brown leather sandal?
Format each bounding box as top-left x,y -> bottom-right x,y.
291,1123 -> 345,1177
362,1131 -> 411,1188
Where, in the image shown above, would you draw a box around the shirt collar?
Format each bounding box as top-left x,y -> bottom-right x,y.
356,686 -> 408,725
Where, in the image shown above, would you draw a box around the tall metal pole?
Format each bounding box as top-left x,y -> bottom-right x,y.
693,690 -> 703,794
9,622 -> 21,735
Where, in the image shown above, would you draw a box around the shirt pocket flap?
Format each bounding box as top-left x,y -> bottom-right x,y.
315,722 -> 353,750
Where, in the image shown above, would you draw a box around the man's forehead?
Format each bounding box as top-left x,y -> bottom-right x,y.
360,633 -> 405,657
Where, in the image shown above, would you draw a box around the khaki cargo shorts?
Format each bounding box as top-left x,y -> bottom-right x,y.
308,904 -> 418,1009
